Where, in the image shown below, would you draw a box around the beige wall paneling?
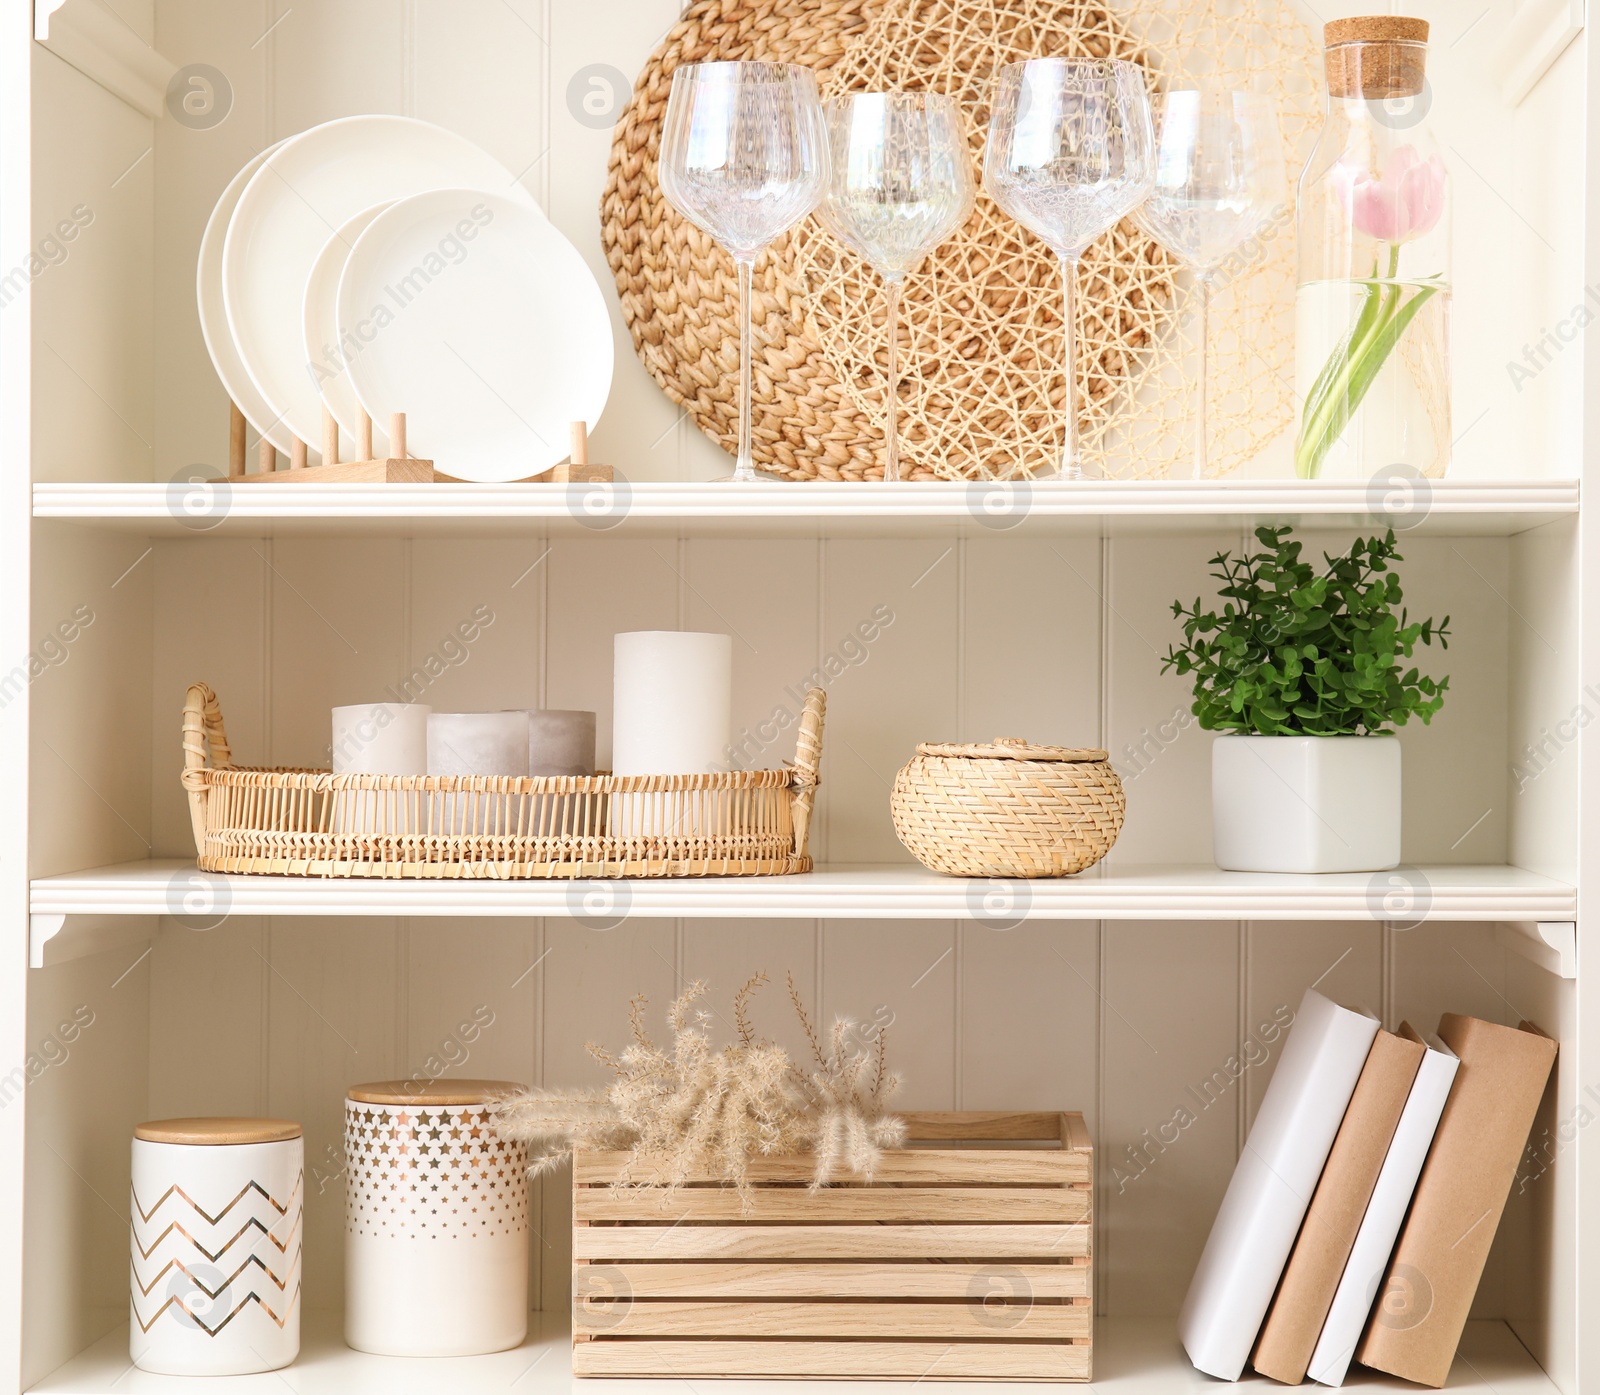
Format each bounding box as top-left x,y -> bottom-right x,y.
1102,535 -> 1235,866
264,917 -> 400,1313
1359,533 -> 1509,865
681,538 -> 823,841
29,521 -> 154,879
1241,920 -> 1383,1129
821,922 -> 956,1112
1507,520 -> 1580,882
267,1 -> 404,136
1099,920 -> 1240,1317
819,539 -> 958,865
681,920 -> 822,1068
545,538 -> 681,768
267,537 -> 408,768
30,51 -> 153,486
21,946 -> 152,1387
539,919 -> 678,1314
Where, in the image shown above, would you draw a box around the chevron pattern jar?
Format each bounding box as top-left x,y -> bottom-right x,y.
130,1118 -> 303,1376
343,1079 -> 530,1356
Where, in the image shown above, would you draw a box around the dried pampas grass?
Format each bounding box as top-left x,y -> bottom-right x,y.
494,971 -> 903,1203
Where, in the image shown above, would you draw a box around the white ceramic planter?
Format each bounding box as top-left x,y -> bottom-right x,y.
130,1118 -> 303,1376
1211,734 -> 1401,874
344,1079 -> 530,1357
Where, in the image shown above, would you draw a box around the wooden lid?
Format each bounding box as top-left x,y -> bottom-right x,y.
346,1078 -> 524,1105
1325,16 -> 1428,45
135,1118 -> 301,1145
917,738 -> 1109,762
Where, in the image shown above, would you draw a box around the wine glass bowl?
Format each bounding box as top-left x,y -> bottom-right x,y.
817,91 -> 975,480
657,62 -> 829,481
984,59 -> 1156,261
1133,88 -> 1284,478
984,58 -> 1155,478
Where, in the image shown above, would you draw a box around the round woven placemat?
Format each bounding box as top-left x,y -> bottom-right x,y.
601,0 -> 1319,481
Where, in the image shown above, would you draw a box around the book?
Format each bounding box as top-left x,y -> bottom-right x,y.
1307,1024 -> 1459,1387
1178,988 -> 1381,1380
1354,1016 -> 1557,1388
1252,1027 -> 1424,1384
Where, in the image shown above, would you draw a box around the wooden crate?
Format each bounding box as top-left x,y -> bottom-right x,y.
571,1111 -> 1093,1381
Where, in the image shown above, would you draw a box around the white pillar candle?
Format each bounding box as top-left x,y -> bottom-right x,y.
612,632 -> 732,775
332,702 -> 430,775
428,712 -> 529,837
612,632 -> 732,840
330,702 -> 429,836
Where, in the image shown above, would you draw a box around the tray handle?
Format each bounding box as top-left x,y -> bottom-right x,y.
789,687 -> 826,862
181,682 -> 233,855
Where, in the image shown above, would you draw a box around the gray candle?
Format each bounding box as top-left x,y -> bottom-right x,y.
522,710 -> 597,777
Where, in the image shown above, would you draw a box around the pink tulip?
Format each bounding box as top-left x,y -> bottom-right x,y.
1330,145 -> 1446,244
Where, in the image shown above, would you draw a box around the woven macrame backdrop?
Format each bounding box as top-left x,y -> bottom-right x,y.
602,0 -> 1320,481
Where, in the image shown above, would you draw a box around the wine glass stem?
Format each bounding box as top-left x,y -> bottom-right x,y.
885,275 -> 903,483
1194,273 -> 1212,482
1060,253 -> 1082,481
735,255 -> 756,483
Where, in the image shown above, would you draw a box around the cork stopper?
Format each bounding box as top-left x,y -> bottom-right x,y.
1324,16 -> 1429,100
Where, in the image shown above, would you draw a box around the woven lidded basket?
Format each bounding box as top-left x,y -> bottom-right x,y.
891,738 -> 1125,878
181,683 -> 824,880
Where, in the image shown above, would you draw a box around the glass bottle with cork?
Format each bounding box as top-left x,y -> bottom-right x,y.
1294,16 -> 1450,481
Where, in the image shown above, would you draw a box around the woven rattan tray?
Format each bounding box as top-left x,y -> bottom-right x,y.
181,683 -> 824,879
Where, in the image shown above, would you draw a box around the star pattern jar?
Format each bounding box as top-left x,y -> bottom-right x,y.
343,1079 -> 529,1356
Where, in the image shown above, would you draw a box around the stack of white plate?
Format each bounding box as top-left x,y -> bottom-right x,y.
199,116 -> 614,482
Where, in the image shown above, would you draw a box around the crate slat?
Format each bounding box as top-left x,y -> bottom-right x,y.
571,1111 -> 1093,1381
571,1339 -> 1093,1381
573,1299 -> 1092,1340
576,1185 -> 1090,1224
574,1149 -> 1090,1186
572,1261 -> 1091,1300
575,1222 -> 1091,1261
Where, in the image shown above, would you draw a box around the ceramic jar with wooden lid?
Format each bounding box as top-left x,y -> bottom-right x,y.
130,1117 -> 303,1375
343,1079 -> 530,1356
891,739 -> 1126,878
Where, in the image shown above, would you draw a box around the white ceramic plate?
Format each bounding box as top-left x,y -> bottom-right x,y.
302,203 -> 395,460
337,190 -> 614,481
222,116 -> 538,463
196,141 -> 287,448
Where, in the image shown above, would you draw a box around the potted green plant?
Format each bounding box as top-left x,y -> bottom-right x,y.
1163,526 -> 1450,873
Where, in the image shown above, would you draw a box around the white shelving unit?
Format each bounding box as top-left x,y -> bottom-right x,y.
3,2 -> 1593,1394
26,1312 -> 1562,1395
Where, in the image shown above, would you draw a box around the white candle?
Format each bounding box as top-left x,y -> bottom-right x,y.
332,702 -> 430,775
330,702 -> 429,836
427,712 -> 530,777
428,712 -> 529,838
612,632 -> 732,775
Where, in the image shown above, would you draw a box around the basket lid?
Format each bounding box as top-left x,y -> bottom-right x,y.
346,1079 -> 525,1106
916,738 -> 1109,762
135,1117 -> 302,1145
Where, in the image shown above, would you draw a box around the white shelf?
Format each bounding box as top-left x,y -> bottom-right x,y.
31,478 -> 1578,539
29,1311 -> 1557,1394
28,859 -> 1576,927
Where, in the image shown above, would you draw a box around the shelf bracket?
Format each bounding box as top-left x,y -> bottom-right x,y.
29,913 -> 157,970
1500,0 -> 1585,105
34,0 -> 176,120
1497,920 -> 1577,979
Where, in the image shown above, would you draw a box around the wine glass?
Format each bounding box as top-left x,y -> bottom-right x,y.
658,61 -> 829,483
817,92 -> 975,482
984,58 -> 1155,480
1134,88 -> 1285,479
